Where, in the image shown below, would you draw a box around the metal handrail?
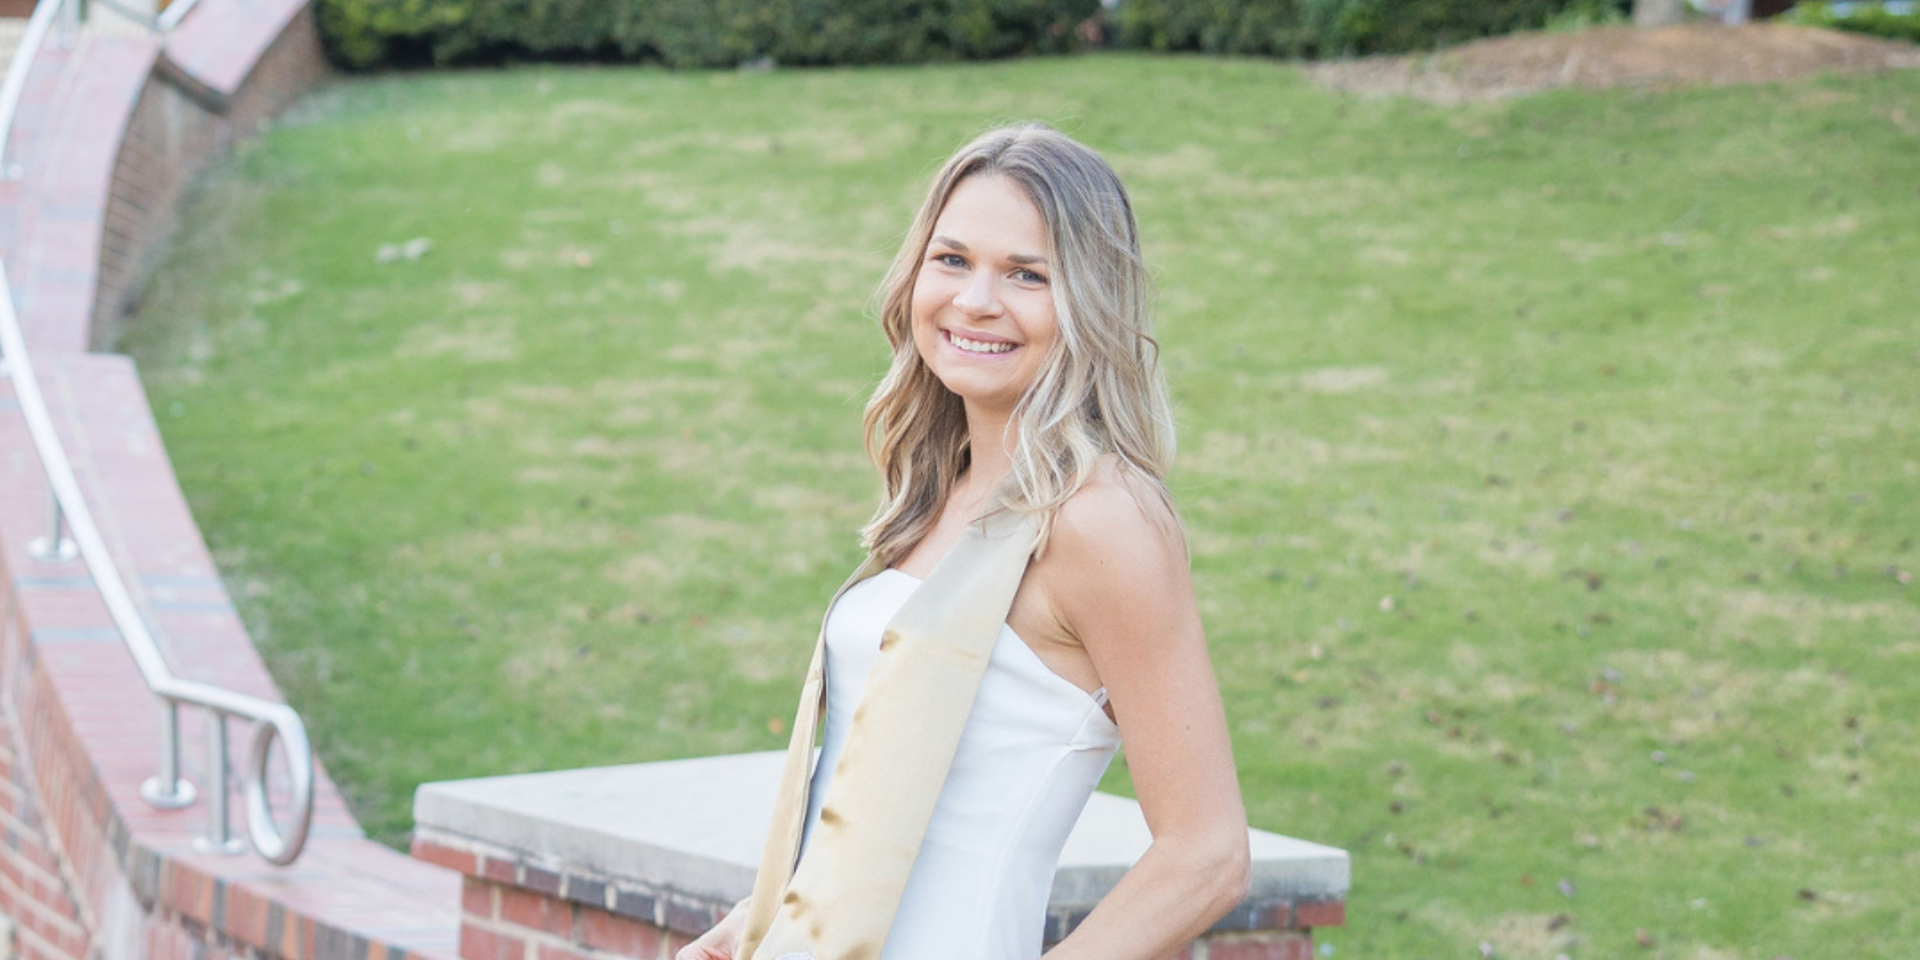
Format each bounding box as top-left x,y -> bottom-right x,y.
0,265 -> 315,864
0,0 -> 76,179
83,0 -> 213,34
88,0 -> 163,33
156,0 -> 209,33
0,0 -> 214,178
0,0 -> 312,865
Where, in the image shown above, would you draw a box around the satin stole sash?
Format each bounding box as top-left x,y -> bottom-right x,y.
739,510 -> 1040,960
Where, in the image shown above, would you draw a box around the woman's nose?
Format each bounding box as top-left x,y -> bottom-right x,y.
952,270 -> 1000,316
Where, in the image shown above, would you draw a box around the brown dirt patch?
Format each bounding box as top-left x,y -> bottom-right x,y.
1303,23 -> 1920,103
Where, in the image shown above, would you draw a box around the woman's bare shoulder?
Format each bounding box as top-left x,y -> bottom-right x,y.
1032,458 -> 1199,665
1046,455 -> 1186,576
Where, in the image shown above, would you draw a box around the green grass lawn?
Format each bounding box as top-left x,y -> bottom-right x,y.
123,53 -> 1919,959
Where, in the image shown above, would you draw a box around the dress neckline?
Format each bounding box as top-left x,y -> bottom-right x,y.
865,568 -> 1112,716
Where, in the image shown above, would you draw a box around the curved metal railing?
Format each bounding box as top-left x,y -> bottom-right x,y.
0,0 -> 314,864
80,0 -> 210,34
0,0 -> 75,178
155,0 -> 209,32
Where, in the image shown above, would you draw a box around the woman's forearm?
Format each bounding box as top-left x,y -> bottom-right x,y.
1042,832 -> 1251,960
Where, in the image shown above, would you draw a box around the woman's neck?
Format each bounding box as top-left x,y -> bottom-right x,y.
958,402 -> 1016,509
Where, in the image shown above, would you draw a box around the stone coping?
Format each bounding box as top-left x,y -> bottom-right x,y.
414,751 -> 1349,932
164,0 -> 310,97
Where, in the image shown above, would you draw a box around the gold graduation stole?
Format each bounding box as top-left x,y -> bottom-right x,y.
739,509 -> 1041,960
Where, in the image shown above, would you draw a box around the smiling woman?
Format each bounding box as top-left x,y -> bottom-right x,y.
680,124 -> 1249,960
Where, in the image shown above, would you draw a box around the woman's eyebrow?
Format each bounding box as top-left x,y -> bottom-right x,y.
930,235 -> 968,251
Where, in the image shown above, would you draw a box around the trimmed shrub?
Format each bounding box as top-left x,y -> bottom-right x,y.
314,0 -> 1099,70
1116,0 -> 1607,58
1114,0 -> 1317,58
1787,1 -> 1920,44
1320,0 -> 1600,55
314,0 -> 471,68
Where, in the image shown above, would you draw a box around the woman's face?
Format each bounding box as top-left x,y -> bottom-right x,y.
911,174 -> 1058,419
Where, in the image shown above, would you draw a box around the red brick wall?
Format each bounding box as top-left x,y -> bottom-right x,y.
415,833 -> 1336,960
458,876 -> 697,960
0,668 -> 92,960
93,5 -> 330,349
413,835 -> 712,960
0,4 -> 464,960
456,873 -> 1319,960
224,6 -> 331,141
93,70 -> 222,352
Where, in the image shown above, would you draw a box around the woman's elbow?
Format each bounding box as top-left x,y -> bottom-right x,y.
1201,831 -> 1253,918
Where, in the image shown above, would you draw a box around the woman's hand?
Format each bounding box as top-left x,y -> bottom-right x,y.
676,898 -> 750,960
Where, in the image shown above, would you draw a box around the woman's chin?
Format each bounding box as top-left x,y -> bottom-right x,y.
932,376 -> 1023,414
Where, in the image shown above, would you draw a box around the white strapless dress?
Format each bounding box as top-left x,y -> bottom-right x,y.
801,569 -> 1121,960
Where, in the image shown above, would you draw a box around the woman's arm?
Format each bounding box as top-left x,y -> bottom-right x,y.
1038,476 -> 1251,960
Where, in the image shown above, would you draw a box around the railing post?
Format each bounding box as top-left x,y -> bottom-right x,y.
156,0 -> 206,31
140,699 -> 197,808
28,489 -> 78,563
196,711 -> 245,854
54,0 -> 79,50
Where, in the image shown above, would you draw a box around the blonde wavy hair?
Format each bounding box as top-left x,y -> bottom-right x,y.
860,123 -> 1176,564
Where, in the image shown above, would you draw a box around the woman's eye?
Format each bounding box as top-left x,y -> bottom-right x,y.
936,254 -> 967,268
1015,268 -> 1048,285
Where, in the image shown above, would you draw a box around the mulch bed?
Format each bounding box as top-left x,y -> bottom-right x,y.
1302,22 -> 1920,102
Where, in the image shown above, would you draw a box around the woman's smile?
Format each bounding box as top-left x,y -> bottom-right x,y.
944,330 -> 1020,356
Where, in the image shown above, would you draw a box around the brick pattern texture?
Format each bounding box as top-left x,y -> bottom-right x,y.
95,3 -> 330,348
414,835 -> 722,954
416,834 -> 1339,960
92,70 -> 221,351
0,690 -> 92,960
0,3 -> 466,960
460,878 -> 690,960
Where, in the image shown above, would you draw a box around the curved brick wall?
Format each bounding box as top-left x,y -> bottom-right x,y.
0,4 -> 460,959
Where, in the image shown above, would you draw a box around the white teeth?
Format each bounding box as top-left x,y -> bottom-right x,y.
951,334 -> 1014,355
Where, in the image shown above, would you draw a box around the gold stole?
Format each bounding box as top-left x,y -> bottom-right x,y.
740,510 -> 1041,960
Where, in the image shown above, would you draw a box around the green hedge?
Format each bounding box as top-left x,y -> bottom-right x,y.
1111,0 -> 1312,58
1115,0 -> 1614,58
1787,1 -> 1920,44
314,0 -> 1100,69
314,0 -> 1649,71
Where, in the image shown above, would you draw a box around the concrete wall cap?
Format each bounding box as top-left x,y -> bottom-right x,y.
414,751 -> 1350,912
